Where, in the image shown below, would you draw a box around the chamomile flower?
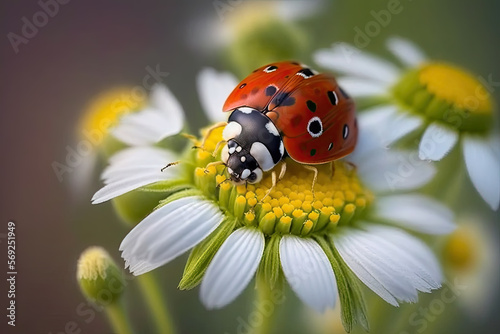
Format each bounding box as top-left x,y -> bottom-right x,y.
314,37 -> 500,210
441,215 -> 500,319
92,67 -> 455,330
69,84 -> 185,197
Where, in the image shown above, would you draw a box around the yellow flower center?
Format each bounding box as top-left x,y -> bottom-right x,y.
79,87 -> 145,140
76,246 -> 112,281
442,227 -> 478,272
393,62 -> 494,132
419,63 -> 492,114
193,127 -> 373,237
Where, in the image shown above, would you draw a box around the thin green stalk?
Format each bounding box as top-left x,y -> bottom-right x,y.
105,302 -> 134,334
252,277 -> 278,334
136,272 -> 176,334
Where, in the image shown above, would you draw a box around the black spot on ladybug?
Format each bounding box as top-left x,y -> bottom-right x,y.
310,149 -> 316,156
251,87 -> 259,95
306,100 -> 316,112
273,92 -> 295,106
265,85 -> 277,96
290,61 -> 300,65
291,115 -> 303,127
296,68 -> 315,79
239,83 -> 247,89
264,65 -> 278,73
328,143 -> 333,151
327,91 -> 338,105
343,124 -> 349,139
285,75 -> 289,78
307,117 -> 323,137
339,86 -> 350,99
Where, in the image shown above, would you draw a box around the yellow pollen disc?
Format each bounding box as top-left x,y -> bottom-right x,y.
443,227 -> 478,271
419,63 -> 492,114
79,87 -> 145,140
76,246 -> 112,281
194,126 -> 373,236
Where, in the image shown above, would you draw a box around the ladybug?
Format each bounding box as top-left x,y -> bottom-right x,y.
218,61 -> 358,184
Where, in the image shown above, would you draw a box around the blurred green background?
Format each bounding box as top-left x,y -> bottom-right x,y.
1,0 -> 499,333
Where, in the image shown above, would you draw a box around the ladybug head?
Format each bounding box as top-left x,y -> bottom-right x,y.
221,139 -> 263,184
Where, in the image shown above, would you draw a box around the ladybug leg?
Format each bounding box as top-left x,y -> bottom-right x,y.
161,161 -> 180,172
181,133 -> 199,143
200,121 -> 227,149
204,160 -> 225,173
261,170 -> 278,202
216,177 -> 231,188
259,162 -> 287,203
212,140 -> 227,157
302,165 -> 318,199
345,161 -> 357,175
278,161 -> 287,180
329,161 -> 336,179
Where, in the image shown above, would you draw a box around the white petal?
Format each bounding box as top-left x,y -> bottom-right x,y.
197,68 -> 238,123
364,224 -> 443,284
200,228 -> 264,309
120,196 -> 224,275
352,105 -> 398,155
419,122 -> 459,161
92,147 -> 179,204
334,225 -> 442,306
314,43 -> 400,84
384,112 -> 424,146
337,76 -> 388,98
349,110 -> 435,192
112,84 -> 185,145
386,37 -> 426,67
463,134 -> 500,210
360,150 -> 436,193
373,194 -> 455,234
280,235 -> 337,312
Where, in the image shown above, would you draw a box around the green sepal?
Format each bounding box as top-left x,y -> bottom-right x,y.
154,188 -> 202,210
314,235 -> 369,333
257,234 -> 284,290
178,217 -> 238,290
139,179 -> 191,193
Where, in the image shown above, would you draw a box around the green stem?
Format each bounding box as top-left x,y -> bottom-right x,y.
105,302 -> 134,334
252,277 -> 277,334
136,272 -> 176,334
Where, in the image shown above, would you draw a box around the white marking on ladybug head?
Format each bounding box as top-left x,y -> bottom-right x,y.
236,146 -> 242,152
240,156 -> 246,162
222,121 -> 242,141
221,145 -> 229,163
238,107 -> 254,114
241,169 -> 251,179
265,121 -> 280,137
227,167 -> 234,175
307,116 -> 323,138
250,142 -> 275,171
228,146 -> 236,154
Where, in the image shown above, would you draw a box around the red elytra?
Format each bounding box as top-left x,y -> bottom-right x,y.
223,61 -> 358,164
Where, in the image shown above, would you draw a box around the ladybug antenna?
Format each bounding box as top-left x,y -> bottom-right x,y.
161,161 -> 180,172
